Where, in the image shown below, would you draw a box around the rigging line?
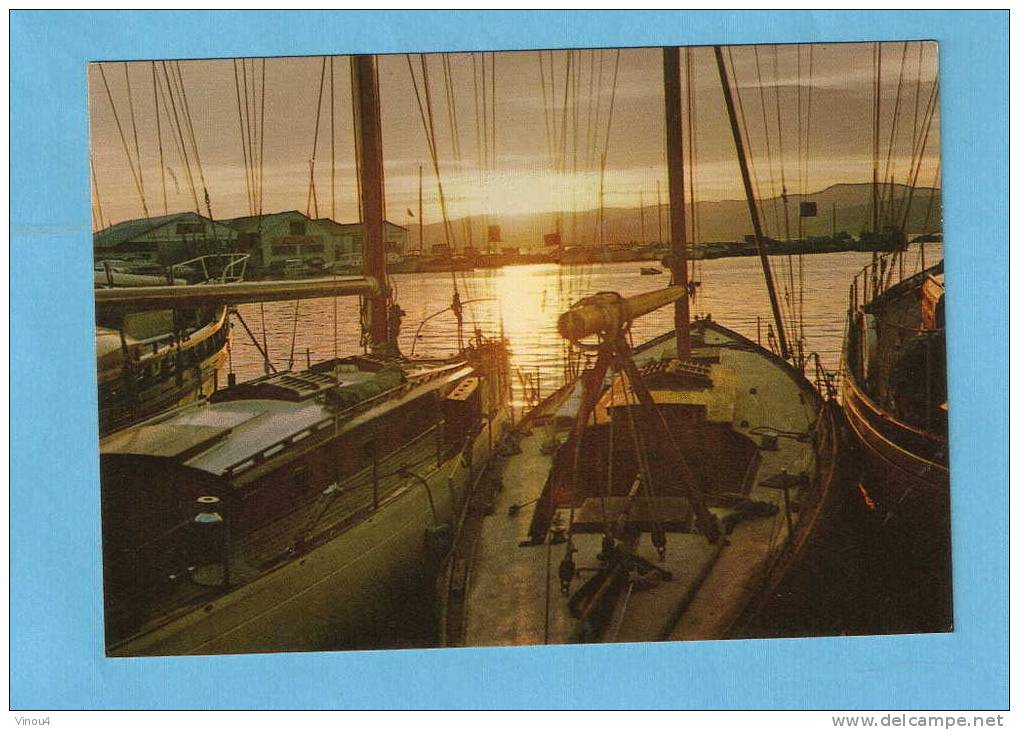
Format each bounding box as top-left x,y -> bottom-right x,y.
751,46 -> 781,240
481,52 -> 489,173
905,68 -> 940,183
406,55 -> 457,259
799,44 -> 815,354
172,61 -> 213,218
684,47 -> 699,301
97,64 -> 149,217
591,49 -> 604,172
600,49 -> 622,167
158,62 -> 201,214
920,161 -> 941,239
490,51 -> 496,173
251,58 -> 263,213
240,59 -> 255,216
90,153 -> 106,230
770,46 -> 792,244
537,51 -> 554,164
911,42 -> 925,162
330,56 -> 336,221
287,299 -> 302,371
727,47 -> 771,237
769,46 -> 797,345
872,42 -> 882,232
898,79 -> 939,233
471,53 -> 486,249
123,63 -> 147,212
151,62 -> 168,215
441,54 -> 472,249
152,67 -> 190,206
307,56 -> 327,219
258,57 -> 266,218
557,51 -> 573,232
879,41 -> 910,228
419,54 -> 458,253
585,49 -> 595,176
232,59 -> 255,216
571,52 -> 580,243
472,53 -> 484,187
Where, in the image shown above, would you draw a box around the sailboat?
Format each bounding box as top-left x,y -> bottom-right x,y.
841,254 -> 949,632
94,253 -> 247,437
439,46 -> 858,646
97,55 -> 512,656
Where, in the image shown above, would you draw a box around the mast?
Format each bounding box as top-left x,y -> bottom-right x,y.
656,180 -> 663,245
418,164 -> 424,253
639,189 -> 646,245
713,46 -> 791,360
872,42 -> 881,235
662,48 -> 691,360
351,54 -> 389,352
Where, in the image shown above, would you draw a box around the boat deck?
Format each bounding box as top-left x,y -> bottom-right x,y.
459,322 -> 820,645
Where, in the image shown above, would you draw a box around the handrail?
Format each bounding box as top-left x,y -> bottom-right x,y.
849,251 -> 942,313
169,253 -> 250,284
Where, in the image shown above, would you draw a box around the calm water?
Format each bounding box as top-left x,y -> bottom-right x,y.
231,244 -> 942,406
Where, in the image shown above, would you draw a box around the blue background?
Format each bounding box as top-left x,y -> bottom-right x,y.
10,10 -> 1008,710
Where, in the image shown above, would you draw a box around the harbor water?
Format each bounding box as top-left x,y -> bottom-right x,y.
231,245 -> 941,406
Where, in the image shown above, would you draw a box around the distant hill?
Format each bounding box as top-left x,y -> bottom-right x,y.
411,182 -> 942,251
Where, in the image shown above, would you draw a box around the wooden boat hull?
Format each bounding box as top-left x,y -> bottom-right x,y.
442,322 -> 859,645
840,261 -> 952,633
97,306 -> 230,436
109,408 -> 510,656
841,359 -> 951,633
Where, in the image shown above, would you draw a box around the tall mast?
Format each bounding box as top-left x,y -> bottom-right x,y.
639,189 -> 646,245
351,54 -> 389,352
418,164 -> 424,253
662,47 -> 691,360
872,42 -> 881,235
656,180 -> 663,245
713,46 -> 790,360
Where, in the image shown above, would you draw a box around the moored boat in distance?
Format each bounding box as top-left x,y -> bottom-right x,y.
841,254 -> 950,632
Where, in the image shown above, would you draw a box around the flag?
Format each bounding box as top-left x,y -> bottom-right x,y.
407,208 -> 415,218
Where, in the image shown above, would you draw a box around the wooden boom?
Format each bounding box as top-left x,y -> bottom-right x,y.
95,276 -> 381,312
557,285 -> 688,341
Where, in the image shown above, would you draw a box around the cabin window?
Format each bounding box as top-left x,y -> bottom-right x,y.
304,244 -> 324,253
289,221 -> 306,236
176,221 -> 205,234
271,245 -> 293,255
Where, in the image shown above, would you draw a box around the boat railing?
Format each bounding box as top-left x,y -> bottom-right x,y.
168,253 -> 250,285
848,248 -> 936,313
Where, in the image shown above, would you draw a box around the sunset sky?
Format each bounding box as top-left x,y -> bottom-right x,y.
87,41 -> 940,231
